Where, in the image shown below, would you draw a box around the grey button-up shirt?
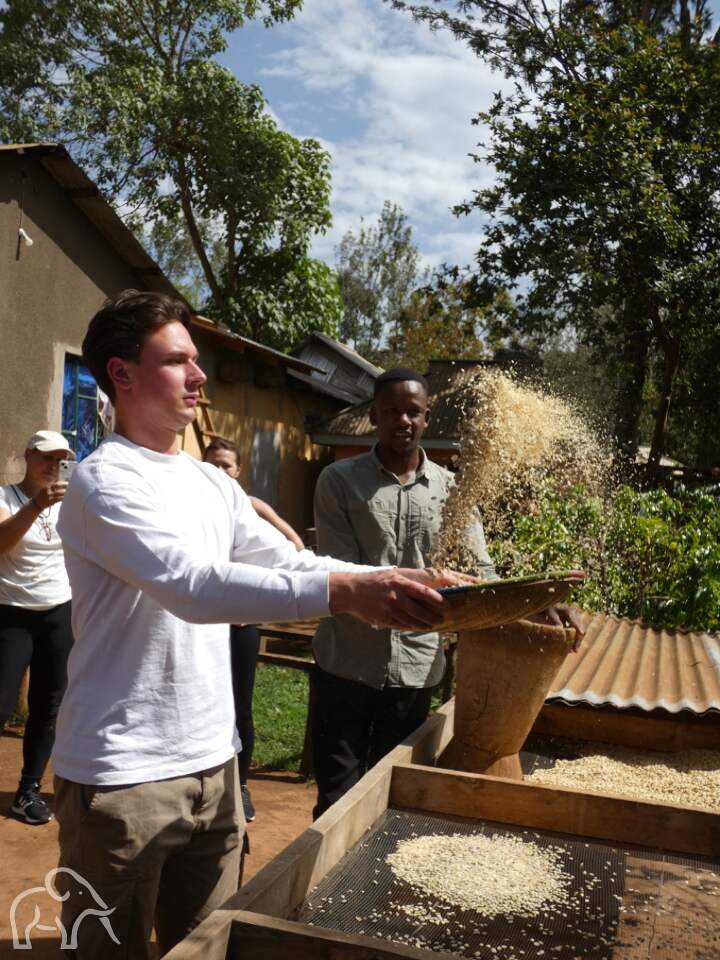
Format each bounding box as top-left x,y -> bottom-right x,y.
313,446 -> 496,690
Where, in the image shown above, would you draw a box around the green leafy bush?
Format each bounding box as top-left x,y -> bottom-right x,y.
489,484 -> 720,632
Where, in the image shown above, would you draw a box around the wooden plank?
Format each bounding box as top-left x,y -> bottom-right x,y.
65,185 -> 100,199
226,708 -> 454,917
227,911 -> 457,960
389,763 -> 720,857
232,828 -> 325,917
405,700 -> 454,768
257,651 -> 314,672
163,831 -> 324,960
611,851 -> 720,959
258,622 -> 319,640
163,911 -> 235,960
646,855 -> 720,958
534,702 -> 720,751
231,764 -> 392,917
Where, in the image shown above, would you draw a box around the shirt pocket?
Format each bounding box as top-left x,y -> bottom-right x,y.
347,497 -> 398,561
406,498 -> 443,563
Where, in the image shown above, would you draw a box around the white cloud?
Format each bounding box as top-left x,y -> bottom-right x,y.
423,230 -> 487,271
253,0 -> 508,271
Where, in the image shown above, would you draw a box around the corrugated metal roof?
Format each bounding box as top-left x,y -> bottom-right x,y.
311,360 -> 498,447
548,612 -> 720,715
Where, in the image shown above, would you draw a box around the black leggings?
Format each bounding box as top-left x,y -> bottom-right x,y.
0,601 -> 73,785
230,624 -> 260,784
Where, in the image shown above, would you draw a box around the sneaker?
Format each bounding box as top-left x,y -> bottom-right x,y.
12,782 -> 53,825
240,784 -> 256,822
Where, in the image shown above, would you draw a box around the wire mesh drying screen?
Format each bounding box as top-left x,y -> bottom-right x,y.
296,808 -> 720,959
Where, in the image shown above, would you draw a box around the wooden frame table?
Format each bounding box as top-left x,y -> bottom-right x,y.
166,702 -> 720,960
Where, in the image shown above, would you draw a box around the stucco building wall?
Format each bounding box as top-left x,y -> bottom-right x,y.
0,151 -> 136,483
1,148 -> 339,534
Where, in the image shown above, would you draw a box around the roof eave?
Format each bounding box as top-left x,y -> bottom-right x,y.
192,316 -> 320,374
310,434 -> 460,450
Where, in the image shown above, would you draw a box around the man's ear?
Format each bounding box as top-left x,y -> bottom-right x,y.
369,403 -> 377,427
107,358 -> 135,392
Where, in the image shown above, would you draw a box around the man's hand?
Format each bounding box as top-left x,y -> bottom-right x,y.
398,567 -> 479,589
329,569 -> 445,631
33,481 -> 68,510
530,603 -> 586,652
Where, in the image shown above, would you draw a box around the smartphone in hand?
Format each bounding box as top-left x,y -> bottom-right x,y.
59,460 -> 77,482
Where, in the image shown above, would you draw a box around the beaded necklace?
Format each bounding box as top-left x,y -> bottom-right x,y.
10,484 -> 53,542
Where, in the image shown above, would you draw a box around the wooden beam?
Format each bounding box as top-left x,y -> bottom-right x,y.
232,705 -> 455,918
533,702 -> 720,751
227,911 -> 457,959
65,186 -> 100,199
257,652 -> 314,673
389,763 -> 720,857
163,830 -> 324,960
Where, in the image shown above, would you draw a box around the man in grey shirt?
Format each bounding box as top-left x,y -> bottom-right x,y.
311,367 -> 496,817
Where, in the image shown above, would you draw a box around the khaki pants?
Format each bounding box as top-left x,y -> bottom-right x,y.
54,757 -> 243,959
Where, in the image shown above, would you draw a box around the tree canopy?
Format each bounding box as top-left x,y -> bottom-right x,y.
388,0 -> 720,474
335,202 -> 425,363
382,280 -> 512,372
0,0 -> 342,349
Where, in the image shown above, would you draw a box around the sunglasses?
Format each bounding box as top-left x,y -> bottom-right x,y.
36,514 -> 53,542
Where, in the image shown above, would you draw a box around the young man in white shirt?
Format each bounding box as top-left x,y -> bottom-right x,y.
54,290 -> 454,960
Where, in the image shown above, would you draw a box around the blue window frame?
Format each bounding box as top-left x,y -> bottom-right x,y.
62,356 -> 102,460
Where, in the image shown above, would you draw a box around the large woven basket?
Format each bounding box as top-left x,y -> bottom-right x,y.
438,571 -> 585,632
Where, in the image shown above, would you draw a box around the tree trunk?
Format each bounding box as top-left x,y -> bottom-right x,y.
613,323 -> 652,479
175,158 -> 225,309
644,336 -> 681,488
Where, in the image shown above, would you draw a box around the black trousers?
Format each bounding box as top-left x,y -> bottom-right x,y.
230,624 -> 260,784
0,600 -> 73,785
310,665 -> 434,819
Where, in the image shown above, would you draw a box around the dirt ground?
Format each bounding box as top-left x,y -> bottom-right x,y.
0,727 -> 316,959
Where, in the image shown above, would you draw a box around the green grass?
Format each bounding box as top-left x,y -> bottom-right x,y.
251,664 -> 309,772
251,662 -> 450,773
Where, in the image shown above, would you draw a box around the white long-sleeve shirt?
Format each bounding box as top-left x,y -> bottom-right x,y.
54,434 -> 372,785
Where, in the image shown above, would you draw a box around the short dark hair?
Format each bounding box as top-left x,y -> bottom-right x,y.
82,290 -> 192,401
203,437 -> 238,460
373,367 -> 429,398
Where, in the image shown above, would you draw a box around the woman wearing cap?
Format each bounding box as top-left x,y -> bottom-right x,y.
0,431 -> 74,824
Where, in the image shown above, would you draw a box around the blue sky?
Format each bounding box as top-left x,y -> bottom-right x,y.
219,0 -> 506,273
220,0 -> 720,276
